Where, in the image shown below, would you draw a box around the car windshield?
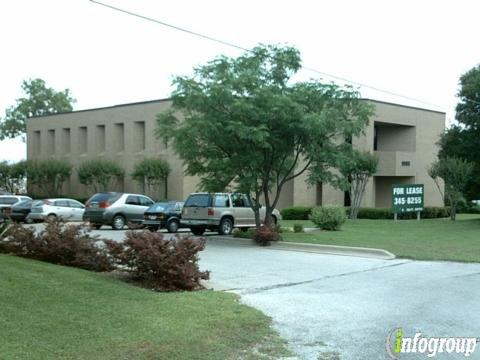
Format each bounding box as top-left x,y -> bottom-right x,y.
148,202 -> 172,212
32,200 -> 44,207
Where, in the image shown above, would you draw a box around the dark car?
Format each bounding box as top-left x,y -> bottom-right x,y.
10,199 -> 43,223
143,201 -> 184,233
0,195 -> 32,222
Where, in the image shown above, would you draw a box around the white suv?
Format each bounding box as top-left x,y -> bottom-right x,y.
181,192 -> 281,235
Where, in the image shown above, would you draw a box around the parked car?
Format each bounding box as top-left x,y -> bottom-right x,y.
27,198 -> 86,222
10,199 -> 44,223
143,201 -> 184,233
0,195 -> 32,222
83,192 -> 154,230
181,192 -> 282,235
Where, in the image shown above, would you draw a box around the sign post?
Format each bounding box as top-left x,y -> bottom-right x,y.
392,184 -> 424,220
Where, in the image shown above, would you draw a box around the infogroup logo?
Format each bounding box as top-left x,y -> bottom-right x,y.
386,328 -> 478,359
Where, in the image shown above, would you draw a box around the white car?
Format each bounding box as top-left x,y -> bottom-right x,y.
27,198 -> 86,222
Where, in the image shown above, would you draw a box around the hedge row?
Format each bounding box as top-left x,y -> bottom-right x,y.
281,206 -> 451,220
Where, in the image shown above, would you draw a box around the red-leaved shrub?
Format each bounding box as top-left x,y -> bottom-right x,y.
104,231 -> 210,291
253,226 -> 281,246
0,219 -> 113,272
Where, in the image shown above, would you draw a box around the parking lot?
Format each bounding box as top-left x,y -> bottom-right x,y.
23,224 -> 480,359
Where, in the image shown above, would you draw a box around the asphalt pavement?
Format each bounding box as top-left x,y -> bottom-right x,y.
22,224 -> 480,359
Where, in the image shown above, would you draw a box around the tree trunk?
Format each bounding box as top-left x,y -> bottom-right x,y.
247,193 -> 261,228
164,176 -> 168,200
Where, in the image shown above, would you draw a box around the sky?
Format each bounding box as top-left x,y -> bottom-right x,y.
1,0 -> 479,162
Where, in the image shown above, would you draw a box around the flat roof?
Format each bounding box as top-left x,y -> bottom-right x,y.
27,96 -> 445,120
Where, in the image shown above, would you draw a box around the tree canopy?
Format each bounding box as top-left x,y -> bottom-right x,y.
131,158 -> 171,200
0,78 -> 75,140
157,45 -> 373,227
77,158 -> 124,193
439,65 -> 480,200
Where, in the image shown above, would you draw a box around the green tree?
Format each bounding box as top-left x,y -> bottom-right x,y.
439,65 -> 480,200
26,159 -> 72,197
77,158 -> 124,193
0,161 -> 27,194
333,150 -> 378,219
131,158 -> 171,199
428,157 -> 474,220
157,45 -> 373,228
0,78 -> 75,140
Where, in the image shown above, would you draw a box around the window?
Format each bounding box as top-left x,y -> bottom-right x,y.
231,193 -> 248,207
373,125 -> 378,151
54,200 -> 69,207
139,196 -> 154,207
125,196 -> 140,205
401,161 -> 411,167
184,194 -> 210,207
214,194 -> 230,207
68,200 -> 84,209
0,197 -> 19,205
33,131 -> 41,154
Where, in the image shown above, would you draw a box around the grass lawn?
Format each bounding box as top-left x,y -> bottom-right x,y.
0,254 -> 290,360
280,214 -> 480,262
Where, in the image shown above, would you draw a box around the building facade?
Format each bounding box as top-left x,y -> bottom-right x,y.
25,98 -> 445,208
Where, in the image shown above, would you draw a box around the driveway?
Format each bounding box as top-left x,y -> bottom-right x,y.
25,224 -> 480,359
199,237 -> 480,360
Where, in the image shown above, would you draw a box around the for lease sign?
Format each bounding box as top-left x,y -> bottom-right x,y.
392,184 -> 424,213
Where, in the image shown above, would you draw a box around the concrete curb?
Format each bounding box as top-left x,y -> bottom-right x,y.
208,236 -> 395,260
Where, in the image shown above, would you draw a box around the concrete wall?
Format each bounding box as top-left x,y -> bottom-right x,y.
26,98 -> 445,208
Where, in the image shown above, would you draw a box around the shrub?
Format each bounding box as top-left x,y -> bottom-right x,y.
349,207 -> 451,220
77,158 -> 124,193
280,206 -> 313,220
293,223 -> 304,233
253,226 -> 281,246
311,206 -> 346,230
232,228 -> 256,239
0,218 -> 113,271
104,231 -> 209,291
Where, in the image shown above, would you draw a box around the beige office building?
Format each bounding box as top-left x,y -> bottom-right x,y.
26,99 -> 445,208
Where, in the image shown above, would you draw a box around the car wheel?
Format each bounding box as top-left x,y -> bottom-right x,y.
148,226 -> 159,232
167,220 -> 179,233
218,218 -> 233,235
47,214 -> 57,221
240,227 -> 249,232
191,227 -> 205,236
112,215 -> 126,230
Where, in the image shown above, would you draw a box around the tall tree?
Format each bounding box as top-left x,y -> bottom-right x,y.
131,158 -> 171,199
428,157 -> 474,220
333,149 -> 378,220
77,158 -> 124,193
439,65 -> 480,200
0,78 -> 75,140
157,45 -> 373,228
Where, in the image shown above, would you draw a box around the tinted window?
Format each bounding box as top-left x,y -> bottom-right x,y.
54,200 -> 69,207
139,196 -> 154,207
214,195 -> 230,207
231,193 -> 247,207
125,196 -> 139,205
87,193 -> 122,205
0,197 -> 19,205
184,194 -> 210,207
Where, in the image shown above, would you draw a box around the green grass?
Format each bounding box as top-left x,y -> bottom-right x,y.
0,255 -> 290,360
280,214 -> 480,262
